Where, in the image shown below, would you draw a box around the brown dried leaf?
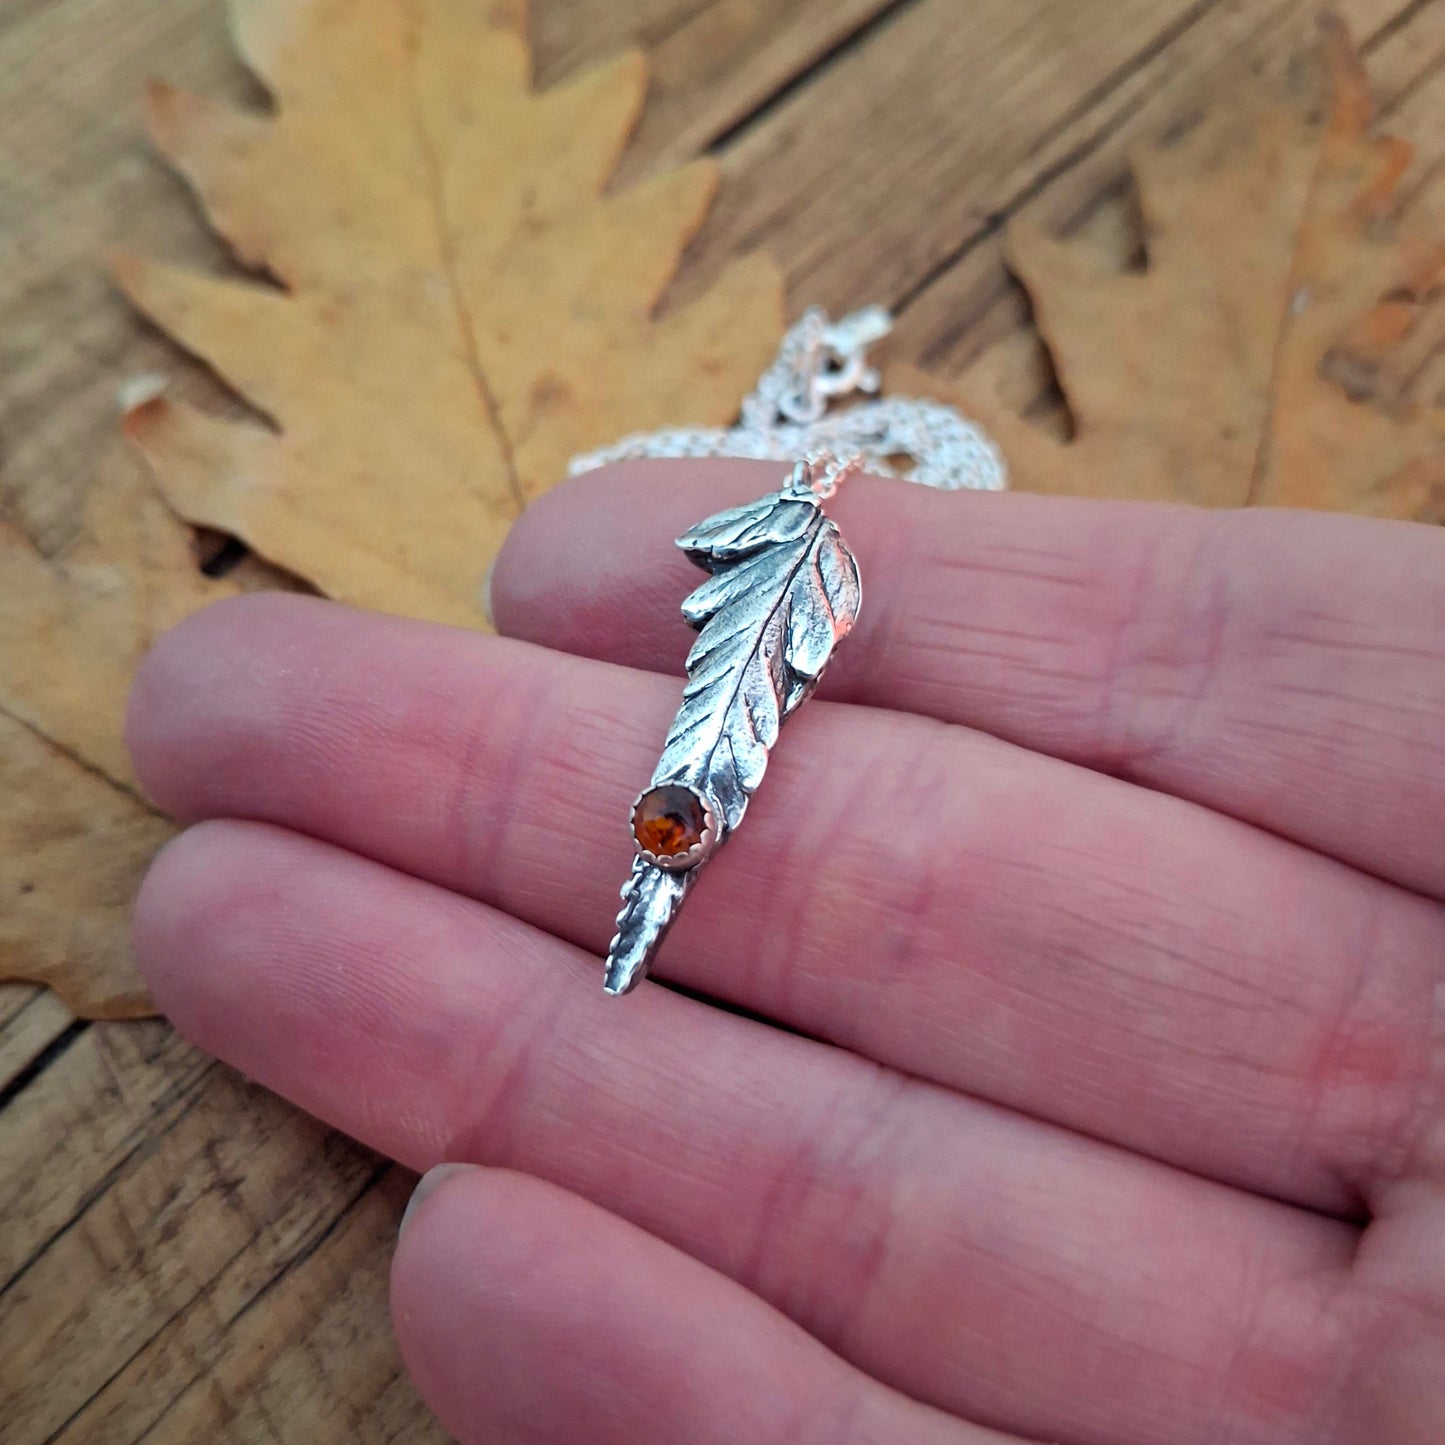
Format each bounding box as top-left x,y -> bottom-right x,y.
0,718 -> 170,1021
899,17 -> 1445,518
5,0 -> 781,1017
115,0 -> 784,627
0,452 -> 236,1017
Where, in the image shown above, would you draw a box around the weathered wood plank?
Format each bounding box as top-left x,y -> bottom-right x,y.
0,1023 -> 209,1287
0,0 -> 255,553
0,983 -> 42,1030
0,988 -> 76,1096
616,0 -> 909,180
0,1070 -> 385,1444
136,1172 -> 442,1445
699,0 -> 1224,307
882,0 -> 1444,417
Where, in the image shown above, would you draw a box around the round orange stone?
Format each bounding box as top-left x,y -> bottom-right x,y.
632,784 -> 708,859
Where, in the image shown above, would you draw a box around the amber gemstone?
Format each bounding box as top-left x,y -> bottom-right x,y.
632,784 -> 708,858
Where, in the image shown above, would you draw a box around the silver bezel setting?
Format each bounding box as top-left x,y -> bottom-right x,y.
630,783 -> 718,872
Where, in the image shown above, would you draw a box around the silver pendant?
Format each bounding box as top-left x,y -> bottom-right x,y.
604,454 -> 862,994
573,302 -> 1007,992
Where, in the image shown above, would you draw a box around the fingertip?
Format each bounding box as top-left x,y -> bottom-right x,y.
399,1162 -> 482,1239
389,1167 -> 566,1441
490,460 -> 776,663
131,817 -> 263,1037
125,597 -> 228,809
388,1167 -> 976,1445
126,592 -> 337,813
487,466 -> 645,644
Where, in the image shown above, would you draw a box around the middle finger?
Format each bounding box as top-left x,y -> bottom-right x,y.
128,594 -> 1443,1213
136,817 -> 1352,1445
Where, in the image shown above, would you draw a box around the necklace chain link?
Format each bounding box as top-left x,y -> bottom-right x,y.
568,306 -> 1008,494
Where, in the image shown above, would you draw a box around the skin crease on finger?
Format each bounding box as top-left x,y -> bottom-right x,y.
124,477 -> 1445,1444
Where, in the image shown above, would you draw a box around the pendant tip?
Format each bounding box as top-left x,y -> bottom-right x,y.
603,956 -> 646,996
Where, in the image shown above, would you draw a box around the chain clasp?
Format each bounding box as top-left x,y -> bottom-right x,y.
778,306 -> 893,425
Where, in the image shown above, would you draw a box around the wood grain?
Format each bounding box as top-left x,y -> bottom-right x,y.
2,0 -> 1441,1439
0,987 -> 77,1095
890,0 -> 1445,421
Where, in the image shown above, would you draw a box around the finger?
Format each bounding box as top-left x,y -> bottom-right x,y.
129,595 -> 1445,1213
135,819 -> 1356,1445
489,460 -> 1445,899
393,1166 -> 1004,1445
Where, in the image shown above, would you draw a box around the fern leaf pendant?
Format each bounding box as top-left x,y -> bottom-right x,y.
604,457 -> 863,994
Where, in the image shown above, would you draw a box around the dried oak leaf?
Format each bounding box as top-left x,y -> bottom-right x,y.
897,18 -> 1444,518
3,0 -> 779,1016
0,453 -> 234,1017
115,0 -> 783,627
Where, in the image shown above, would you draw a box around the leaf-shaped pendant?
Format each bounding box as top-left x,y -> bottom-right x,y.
605,456 -> 862,994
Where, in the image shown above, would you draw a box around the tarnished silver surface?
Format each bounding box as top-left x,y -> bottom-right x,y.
604,457 -> 862,994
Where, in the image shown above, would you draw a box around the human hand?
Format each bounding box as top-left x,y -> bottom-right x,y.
128,462 -> 1445,1444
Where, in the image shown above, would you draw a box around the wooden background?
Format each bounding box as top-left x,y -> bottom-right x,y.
1,0 -> 1442,1439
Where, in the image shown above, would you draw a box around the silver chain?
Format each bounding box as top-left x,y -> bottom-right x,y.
568,306 -> 1007,493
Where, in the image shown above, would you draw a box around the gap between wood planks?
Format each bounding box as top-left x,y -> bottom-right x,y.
37,1157 -> 397,1445
888,0 -> 1234,317
701,0 -> 920,154
886,0 -> 1440,367
0,1014 -> 88,1113
0,1050 -> 216,1310
888,0 -> 1445,418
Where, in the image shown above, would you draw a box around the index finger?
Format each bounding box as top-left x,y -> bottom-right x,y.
491,461 -> 1445,898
